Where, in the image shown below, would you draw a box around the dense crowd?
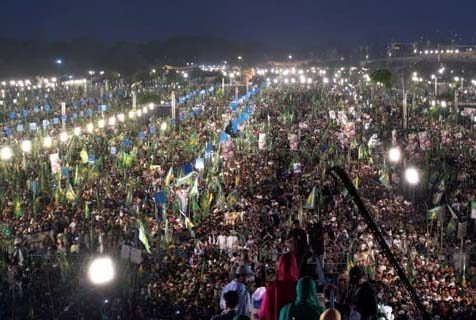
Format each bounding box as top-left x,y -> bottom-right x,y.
0,71 -> 475,320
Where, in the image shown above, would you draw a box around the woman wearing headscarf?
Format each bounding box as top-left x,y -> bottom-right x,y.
279,276 -> 324,320
259,253 -> 299,320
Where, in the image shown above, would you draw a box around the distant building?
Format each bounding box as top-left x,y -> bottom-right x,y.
388,42 -> 417,57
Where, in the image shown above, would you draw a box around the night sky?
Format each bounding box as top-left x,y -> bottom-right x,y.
2,0 -> 476,46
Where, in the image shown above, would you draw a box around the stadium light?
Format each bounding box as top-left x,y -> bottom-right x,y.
86,123 -> 94,133
88,256 -> 115,285
404,167 -> 420,185
43,136 -> 53,148
0,146 -> 13,160
388,147 -> 401,163
21,140 -> 32,153
59,132 -> 69,143
74,127 -> 82,136
160,122 -> 168,131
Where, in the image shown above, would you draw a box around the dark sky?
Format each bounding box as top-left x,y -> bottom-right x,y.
2,0 -> 476,47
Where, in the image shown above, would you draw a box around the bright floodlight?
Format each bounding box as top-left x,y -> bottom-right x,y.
88,256 -> 115,285
43,136 -> 53,148
74,127 -> 82,136
59,132 -> 69,143
142,106 -> 148,114
405,167 -> 420,185
388,147 -> 401,163
128,110 -> 136,119
148,103 -> 154,110
86,123 -> 94,133
160,122 -> 167,131
21,140 -> 32,153
56,59 -> 63,65
0,146 -> 13,160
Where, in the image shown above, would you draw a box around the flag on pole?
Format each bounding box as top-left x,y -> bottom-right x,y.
427,206 -> 444,221
190,178 -> 199,197
138,220 -> 151,254
80,149 -> 89,164
14,198 -> 22,219
65,182 -> 78,203
84,202 -> 90,219
176,172 -> 194,187
303,187 -> 316,209
164,167 -> 174,187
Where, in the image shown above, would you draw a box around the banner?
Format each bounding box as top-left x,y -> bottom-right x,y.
49,153 -> 61,174
258,133 -> 267,150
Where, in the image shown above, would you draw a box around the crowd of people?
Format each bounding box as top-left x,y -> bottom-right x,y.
0,68 -> 475,320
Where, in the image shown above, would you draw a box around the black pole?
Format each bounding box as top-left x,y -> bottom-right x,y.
329,166 -> 431,320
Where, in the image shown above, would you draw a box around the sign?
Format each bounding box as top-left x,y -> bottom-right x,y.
49,153 -> 61,174
258,133 -> 267,150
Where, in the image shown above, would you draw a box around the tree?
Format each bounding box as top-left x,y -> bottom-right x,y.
370,69 -> 394,89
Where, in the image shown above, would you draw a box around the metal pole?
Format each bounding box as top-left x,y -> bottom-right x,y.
61,102 -> 66,130
435,78 -> 438,96
171,91 -> 176,121
132,91 -> 137,111
329,166 -> 431,320
222,78 -> 225,95
235,86 -> 238,100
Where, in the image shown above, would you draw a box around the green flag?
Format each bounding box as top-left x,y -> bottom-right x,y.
164,167 -> 174,187
227,190 -> 240,208
176,172 -> 194,187
303,186 -> 316,209
65,182 -> 78,203
190,178 -> 199,197
138,220 -> 151,254
14,198 -> 22,219
427,206 -> 444,221
84,202 -> 90,219
80,149 -> 89,164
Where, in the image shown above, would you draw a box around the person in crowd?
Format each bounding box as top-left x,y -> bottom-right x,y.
287,220 -> 308,272
221,264 -> 254,317
212,290 -> 240,320
320,308 -> 342,320
279,276 -> 325,320
259,252 -> 299,320
348,266 -> 377,320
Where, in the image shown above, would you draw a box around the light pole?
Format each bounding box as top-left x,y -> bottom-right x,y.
431,74 -> 438,96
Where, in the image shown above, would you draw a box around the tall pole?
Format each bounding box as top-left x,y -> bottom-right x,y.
235,86 -> 239,100
171,91 -> 176,121
435,77 -> 438,96
132,91 -> 137,111
222,78 -> 225,95
61,102 -> 66,130
403,90 -> 408,129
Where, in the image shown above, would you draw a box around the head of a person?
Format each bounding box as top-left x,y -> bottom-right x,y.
235,264 -> 254,282
320,308 -> 342,320
224,290 -> 239,310
293,219 -> 301,229
277,252 -> 299,282
295,276 -> 320,306
349,266 -> 365,285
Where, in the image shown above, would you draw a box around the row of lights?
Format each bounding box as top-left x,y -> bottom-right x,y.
0,103 -> 168,161
415,49 -> 461,55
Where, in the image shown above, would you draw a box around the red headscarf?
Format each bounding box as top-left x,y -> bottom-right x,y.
259,252 -> 299,320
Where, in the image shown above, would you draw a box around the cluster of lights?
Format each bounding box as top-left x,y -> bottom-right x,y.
415,49 -> 462,55
63,79 -> 87,86
0,84 -> 210,162
0,102 -> 160,161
